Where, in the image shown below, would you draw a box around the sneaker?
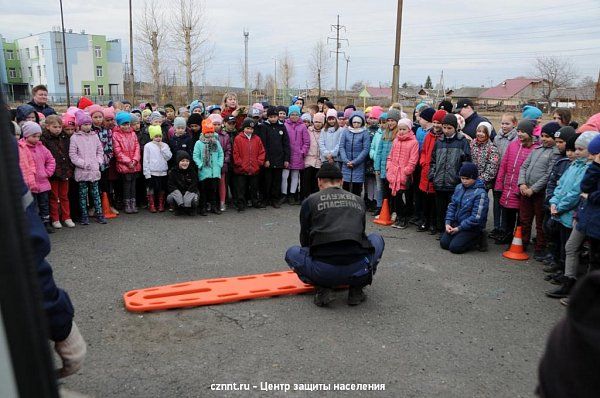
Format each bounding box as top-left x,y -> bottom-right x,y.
80,216 -> 90,225
545,277 -> 575,298
110,206 -> 119,215
44,222 -> 55,234
52,221 -> 63,229
533,250 -> 548,262
559,297 -> 569,306
373,208 -> 381,217
314,287 -> 334,307
488,228 -> 500,239
220,203 -> 226,212
416,224 -> 428,232
391,212 -> 397,222
271,200 -> 281,209
392,218 -> 408,229
543,262 -> 561,273
64,219 -> 76,228
347,286 -> 366,306
95,215 -> 108,224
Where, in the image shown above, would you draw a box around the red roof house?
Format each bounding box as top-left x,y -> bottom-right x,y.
479,77 -> 545,108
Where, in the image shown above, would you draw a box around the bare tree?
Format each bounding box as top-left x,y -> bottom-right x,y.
309,40 -> 330,97
136,0 -> 166,102
279,50 -> 295,99
351,80 -> 367,92
534,56 -> 578,111
264,74 -> 275,102
170,0 -> 212,103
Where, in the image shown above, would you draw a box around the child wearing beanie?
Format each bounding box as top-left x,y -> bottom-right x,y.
232,118 -> 266,211
69,112 -> 106,225
41,115 -> 75,229
282,105 -> 310,205
193,119 -> 224,215
209,113 -> 231,211
339,111 -> 371,196
545,131 -> 599,298
470,122 -> 499,191
493,119 -> 537,244
169,116 -> 193,161
517,122 -> 562,258
386,118 -> 419,229
365,108 -> 383,212
167,151 -> 200,215
428,113 -> 472,238
416,109 -> 447,233
260,108 -> 290,208
440,162 -> 489,254
20,121 -> 56,232
301,112 -> 324,200
143,125 -> 172,213
113,112 -> 141,214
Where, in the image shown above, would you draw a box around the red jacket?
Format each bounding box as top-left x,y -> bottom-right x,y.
233,133 -> 265,175
113,126 -> 141,174
419,131 -> 439,194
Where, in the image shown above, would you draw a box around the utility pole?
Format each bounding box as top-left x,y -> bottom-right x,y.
344,55 -> 350,95
273,58 -> 277,104
328,15 -> 348,105
59,0 -> 70,106
391,0 -> 403,103
129,0 -> 134,103
151,31 -> 160,102
244,29 -> 249,105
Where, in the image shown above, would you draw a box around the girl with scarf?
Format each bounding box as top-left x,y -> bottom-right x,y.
193,119 -> 224,215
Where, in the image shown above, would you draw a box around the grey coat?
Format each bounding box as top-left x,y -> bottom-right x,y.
518,146 -> 561,193
493,128 -> 518,161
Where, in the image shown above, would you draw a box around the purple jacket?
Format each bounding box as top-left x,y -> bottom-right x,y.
69,130 -> 104,182
217,130 -> 232,173
284,118 -> 310,170
22,140 -> 55,193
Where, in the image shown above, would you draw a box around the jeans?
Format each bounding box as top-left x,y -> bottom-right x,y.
564,224 -> 585,278
285,233 -> 385,288
440,229 -> 482,254
34,191 -> 50,223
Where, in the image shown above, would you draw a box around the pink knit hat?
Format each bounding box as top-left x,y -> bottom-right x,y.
313,112 -> 325,124
343,108 -> 354,119
398,118 -> 413,130
326,109 -> 337,119
251,103 -> 264,112
75,110 -> 92,126
62,113 -> 76,127
102,107 -> 115,119
86,104 -> 103,117
208,114 -> 223,124
369,107 -> 383,120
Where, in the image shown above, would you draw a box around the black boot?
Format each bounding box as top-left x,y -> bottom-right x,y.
543,262 -> 561,273
347,286 -> 366,306
477,230 -> 488,252
546,277 -> 576,298
313,287 -> 334,307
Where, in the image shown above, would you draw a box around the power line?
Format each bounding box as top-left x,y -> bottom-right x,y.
327,15 -> 348,103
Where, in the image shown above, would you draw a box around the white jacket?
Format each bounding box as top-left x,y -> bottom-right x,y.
143,141 -> 172,178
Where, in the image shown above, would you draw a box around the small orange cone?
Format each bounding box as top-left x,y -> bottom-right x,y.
374,198 -> 394,226
502,226 -> 529,261
101,192 -> 118,219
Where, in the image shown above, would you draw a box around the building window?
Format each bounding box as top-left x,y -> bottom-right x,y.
28,66 -> 33,77
96,65 -> 103,78
95,46 -> 102,58
6,50 -> 13,60
8,68 -> 16,78
26,48 -> 30,58
97,85 -> 104,95
34,46 -> 39,58
83,85 -> 91,95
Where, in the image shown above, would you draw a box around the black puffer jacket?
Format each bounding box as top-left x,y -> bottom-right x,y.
168,151 -> 199,194
257,120 -> 291,168
428,133 -> 472,192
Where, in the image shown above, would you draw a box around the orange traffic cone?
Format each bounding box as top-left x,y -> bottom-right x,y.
502,226 -> 529,260
101,192 -> 118,219
374,198 -> 394,226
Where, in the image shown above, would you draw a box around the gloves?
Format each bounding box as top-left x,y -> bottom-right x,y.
54,322 -> 87,378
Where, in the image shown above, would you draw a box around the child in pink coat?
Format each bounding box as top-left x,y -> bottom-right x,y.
386,118 -> 419,229
113,112 -> 141,213
19,121 -> 56,232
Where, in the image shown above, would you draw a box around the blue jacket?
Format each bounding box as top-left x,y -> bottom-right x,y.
445,179 -> 489,232
369,127 -> 383,165
545,156 -> 571,206
576,161 -> 600,239
549,158 -> 589,228
374,138 -> 394,179
339,117 -> 371,183
415,127 -> 428,150
192,139 -> 224,180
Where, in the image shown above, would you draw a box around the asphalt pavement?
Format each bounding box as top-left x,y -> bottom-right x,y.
49,204 -> 564,397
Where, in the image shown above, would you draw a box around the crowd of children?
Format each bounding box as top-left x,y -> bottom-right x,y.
10,85 -> 600,305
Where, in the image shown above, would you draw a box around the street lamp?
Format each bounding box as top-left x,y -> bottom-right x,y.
59,0 -> 71,107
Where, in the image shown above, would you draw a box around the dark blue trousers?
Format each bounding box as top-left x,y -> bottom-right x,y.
440,229 -> 482,254
285,234 -> 385,288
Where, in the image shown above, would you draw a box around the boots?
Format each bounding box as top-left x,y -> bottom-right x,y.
130,198 -> 139,213
211,202 -> 222,215
158,192 -> 165,212
478,230 -> 488,252
392,217 -> 408,229
124,198 -> 133,214
347,286 -> 366,306
147,194 -> 157,213
546,277 -> 576,298
313,287 -> 334,307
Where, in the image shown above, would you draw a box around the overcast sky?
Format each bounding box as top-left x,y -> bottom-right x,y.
1,0 -> 599,90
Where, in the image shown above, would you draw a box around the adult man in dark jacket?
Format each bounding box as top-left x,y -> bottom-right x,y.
456,98 -> 495,140
285,163 -> 385,306
27,84 -> 56,116
257,107 -> 291,207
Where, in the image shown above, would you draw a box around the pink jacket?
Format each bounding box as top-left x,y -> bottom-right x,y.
18,139 -> 38,192
20,139 -> 55,193
113,126 -> 141,174
494,139 -> 538,209
386,133 -> 419,195
304,128 -> 322,168
69,130 -> 104,182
